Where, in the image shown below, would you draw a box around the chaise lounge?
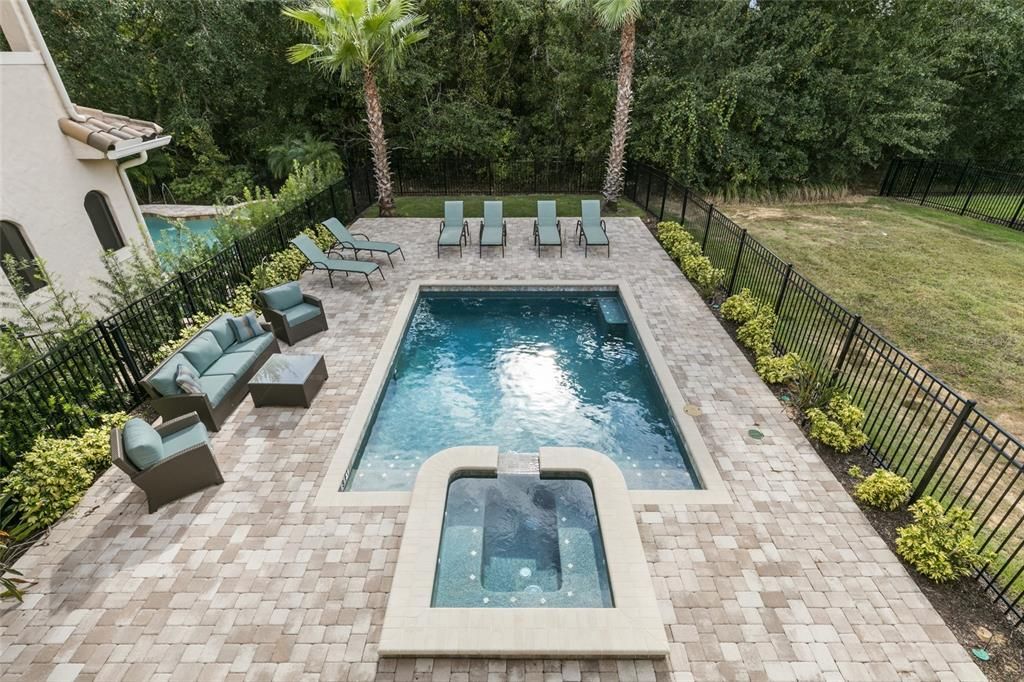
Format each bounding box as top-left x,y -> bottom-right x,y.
438,200 -> 470,257
479,201 -> 507,257
576,199 -> 610,257
533,200 -> 562,257
291,233 -> 385,290
322,217 -> 404,267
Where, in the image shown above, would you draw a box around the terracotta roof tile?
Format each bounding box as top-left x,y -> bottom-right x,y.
59,105 -> 163,153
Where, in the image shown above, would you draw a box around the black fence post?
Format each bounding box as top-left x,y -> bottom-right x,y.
277,220 -> 288,249
101,319 -> 143,387
680,188 -> 689,224
951,160 -> 970,197
234,241 -> 246,274
727,230 -> 747,295
774,263 -> 794,315
911,400 -> 977,502
879,159 -> 897,196
643,170 -> 653,211
659,182 -> 668,220
178,274 -> 198,316
96,320 -> 141,396
919,165 -> 939,205
831,315 -> 862,379
701,205 -> 714,250
960,173 -> 980,215
906,160 -> 924,199
1009,196 -> 1024,230
329,182 -> 339,220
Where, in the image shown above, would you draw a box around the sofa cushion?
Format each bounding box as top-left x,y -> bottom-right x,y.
206,316 -> 236,351
181,332 -> 223,373
122,418 -> 164,471
160,422 -> 209,457
197,374 -> 235,406
225,332 -> 275,355
229,312 -> 264,343
261,282 -> 304,311
203,351 -> 257,378
175,363 -> 203,394
283,302 -> 322,327
148,355 -> 196,397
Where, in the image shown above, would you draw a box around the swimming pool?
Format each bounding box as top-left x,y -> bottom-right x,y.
144,214 -> 218,256
345,291 -> 699,491
433,473 -> 613,608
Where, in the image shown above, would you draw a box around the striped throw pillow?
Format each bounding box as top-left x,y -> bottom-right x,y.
175,363 -> 203,394
229,312 -> 264,342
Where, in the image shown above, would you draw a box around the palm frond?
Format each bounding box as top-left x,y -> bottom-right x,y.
286,43 -> 320,64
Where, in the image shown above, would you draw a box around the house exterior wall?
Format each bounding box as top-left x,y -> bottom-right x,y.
0,44 -> 152,323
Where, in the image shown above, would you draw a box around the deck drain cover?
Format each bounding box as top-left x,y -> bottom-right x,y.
683,404 -> 702,417
748,429 -> 764,440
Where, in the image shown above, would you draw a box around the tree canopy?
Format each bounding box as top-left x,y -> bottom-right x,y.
32,0 -> 1024,200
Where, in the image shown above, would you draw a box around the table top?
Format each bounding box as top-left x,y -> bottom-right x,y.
250,354 -> 323,385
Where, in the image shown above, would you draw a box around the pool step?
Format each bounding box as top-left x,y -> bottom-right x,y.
598,298 -> 629,326
497,453 -> 540,475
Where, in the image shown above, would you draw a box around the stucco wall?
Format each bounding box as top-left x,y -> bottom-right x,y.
0,53 -> 152,322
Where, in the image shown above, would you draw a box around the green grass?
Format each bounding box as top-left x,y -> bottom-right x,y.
918,193 -> 1024,223
722,197 -> 1024,439
359,194 -> 645,219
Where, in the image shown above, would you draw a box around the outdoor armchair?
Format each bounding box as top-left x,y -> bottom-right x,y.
257,281 -> 328,345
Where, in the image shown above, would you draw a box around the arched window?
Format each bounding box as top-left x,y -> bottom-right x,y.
0,220 -> 45,293
84,190 -> 124,251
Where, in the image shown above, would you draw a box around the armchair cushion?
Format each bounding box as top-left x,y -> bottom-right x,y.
225,332 -> 275,355
261,282 -> 304,311
283,302 -> 323,326
160,421 -> 209,457
203,351 -> 258,378
149,355 -> 195,396
206,316 -> 236,350
197,374 -> 234,406
123,418 -> 165,471
229,312 -> 264,343
181,332 -> 223,373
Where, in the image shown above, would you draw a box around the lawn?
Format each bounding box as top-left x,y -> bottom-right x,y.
359,194 -> 645,219
919,193 -> 1024,224
722,197 -> 1024,439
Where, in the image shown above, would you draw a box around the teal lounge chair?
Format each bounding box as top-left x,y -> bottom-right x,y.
322,217 -> 404,268
290,233 -> 384,290
533,200 -> 562,257
438,201 -> 470,257
479,201 -> 507,257
576,200 -> 610,257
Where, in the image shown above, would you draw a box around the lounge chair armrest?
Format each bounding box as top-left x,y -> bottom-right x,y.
352,232 -> 370,240
155,412 -> 203,437
302,293 -> 323,309
556,220 -> 561,234
262,306 -> 287,327
600,219 -> 607,233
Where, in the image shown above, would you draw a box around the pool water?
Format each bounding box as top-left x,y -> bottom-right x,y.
144,214 -> 218,256
346,292 -> 698,491
432,474 -> 613,608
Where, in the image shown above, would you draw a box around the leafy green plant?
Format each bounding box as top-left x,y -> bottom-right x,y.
681,253 -> 724,299
94,243 -> 168,314
756,351 -> 801,384
896,497 -> 995,583
791,359 -> 841,412
804,393 -> 868,453
657,221 -> 700,262
656,222 -> 724,299
0,530 -> 31,602
721,288 -> 762,323
736,308 -> 777,357
847,465 -> 863,479
854,469 -> 911,511
267,134 -> 342,180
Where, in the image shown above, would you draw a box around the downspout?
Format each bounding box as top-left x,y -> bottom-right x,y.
17,0 -> 85,122
117,151 -> 154,247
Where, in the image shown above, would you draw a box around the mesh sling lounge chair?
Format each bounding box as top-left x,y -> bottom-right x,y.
479,201 -> 507,257
533,200 -> 562,257
291,234 -> 384,290
438,201 -> 470,257
576,200 -> 610,257
321,217 -> 404,267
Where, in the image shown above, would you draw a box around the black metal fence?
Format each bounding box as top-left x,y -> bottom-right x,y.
880,158 -> 1024,230
389,154 -> 604,196
627,161 -> 1024,627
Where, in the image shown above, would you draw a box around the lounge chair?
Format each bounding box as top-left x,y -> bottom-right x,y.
533,200 -> 562,257
322,217 -> 404,267
576,200 -> 610,257
479,201 -> 507,257
438,201 -> 470,257
291,233 -> 384,290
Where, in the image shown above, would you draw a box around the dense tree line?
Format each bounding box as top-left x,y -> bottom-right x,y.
34,0 -> 1024,201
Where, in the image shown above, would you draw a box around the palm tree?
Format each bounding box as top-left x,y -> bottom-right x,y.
284,0 -> 428,217
560,0 -> 642,211
266,133 -> 342,180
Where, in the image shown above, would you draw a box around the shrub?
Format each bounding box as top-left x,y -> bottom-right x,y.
721,288 -> 762,323
756,352 -> 801,384
791,359 -> 842,412
805,393 -> 868,454
250,225 -> 334,292
847,465 -> 863,479
854,469 -> 911,511
896,497 -> 995,583
1,412 -> 128,537
656,221 -> 700,262
681,254 -> 725,299
736,308 -> 777,357
656,221 -> 724,299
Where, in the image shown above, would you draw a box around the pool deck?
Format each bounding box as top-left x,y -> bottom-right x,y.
2,217 -> 985,681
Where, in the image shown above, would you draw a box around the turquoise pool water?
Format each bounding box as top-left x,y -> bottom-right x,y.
432,474 -> 613,608
345,292 -> 698,491
144,214 -> 218,255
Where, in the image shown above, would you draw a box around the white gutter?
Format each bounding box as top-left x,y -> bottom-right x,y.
17,0 -> 85,122
113,136 -> 172,246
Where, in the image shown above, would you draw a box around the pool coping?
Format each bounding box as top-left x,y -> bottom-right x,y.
377,446 -> 670,658
312,280 -> 730,508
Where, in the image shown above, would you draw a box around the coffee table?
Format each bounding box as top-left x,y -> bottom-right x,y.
249,354 -> 328,408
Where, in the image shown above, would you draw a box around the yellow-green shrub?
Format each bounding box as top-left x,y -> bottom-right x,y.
250,225 -> 334,292
805,393 -> 868,453
657,221 -> 724,299
737,308 -> 777,357
1,413 -> 129,536
896,497 -> 994,582
721,288 -> 762,323
681,254 -> 724,299
854,469 -> 911,511
657,221 -> 700,262
756,351 -> 800,384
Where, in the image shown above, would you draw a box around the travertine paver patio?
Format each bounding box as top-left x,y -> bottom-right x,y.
1,217 -> 984,681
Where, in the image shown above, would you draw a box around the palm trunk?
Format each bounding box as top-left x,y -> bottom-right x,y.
362,65 -> 396,217
602,18 -> 636,212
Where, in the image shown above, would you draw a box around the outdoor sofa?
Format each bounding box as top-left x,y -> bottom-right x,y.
140,313 -> 281,431
257,281 -> 328,346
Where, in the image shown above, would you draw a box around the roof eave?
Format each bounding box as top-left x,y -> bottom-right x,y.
105,135 -> 173,160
